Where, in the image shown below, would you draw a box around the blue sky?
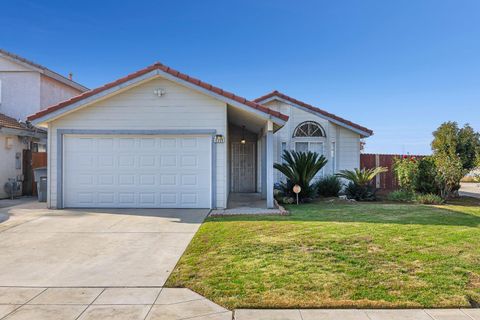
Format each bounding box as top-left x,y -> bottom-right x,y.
2,0 -> 479,154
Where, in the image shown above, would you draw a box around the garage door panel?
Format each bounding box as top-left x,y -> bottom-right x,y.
63,135 -> 211,208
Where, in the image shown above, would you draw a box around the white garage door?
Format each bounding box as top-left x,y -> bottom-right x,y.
63,135 -> 212,208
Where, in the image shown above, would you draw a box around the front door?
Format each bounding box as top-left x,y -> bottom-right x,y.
231,142 -> 256,192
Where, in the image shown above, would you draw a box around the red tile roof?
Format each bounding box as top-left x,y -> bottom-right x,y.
28,62 -> 289,123
254,90 -> 373,136
0,112 -> 33,131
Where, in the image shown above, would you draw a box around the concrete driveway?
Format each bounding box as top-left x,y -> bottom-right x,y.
0,200 -> 209,287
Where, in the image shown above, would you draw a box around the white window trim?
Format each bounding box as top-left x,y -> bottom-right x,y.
294,140 -> 325,154
294,141 -> 325,178
331,141 -> 336,173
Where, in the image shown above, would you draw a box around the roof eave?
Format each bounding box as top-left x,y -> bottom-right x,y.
42,70 -> 89,92
30,67 -> 288,127
256,93 -> 373,137
0,49 -> 89,92
0,126 -> 47,138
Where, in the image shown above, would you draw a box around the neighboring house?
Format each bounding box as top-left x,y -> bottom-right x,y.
0,49 -> 88,198
28,62 -> 372,210
0,113 -> 44,198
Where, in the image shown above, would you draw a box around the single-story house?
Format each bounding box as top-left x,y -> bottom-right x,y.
28,62 -> 372,209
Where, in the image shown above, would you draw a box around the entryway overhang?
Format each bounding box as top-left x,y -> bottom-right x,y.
227,104 -> 282,209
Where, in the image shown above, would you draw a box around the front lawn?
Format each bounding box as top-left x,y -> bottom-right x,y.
166,197 -> 480,309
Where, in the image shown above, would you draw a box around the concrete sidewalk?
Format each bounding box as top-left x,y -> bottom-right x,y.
234,308 -> 480,320
0,287 -> 231,320
3,289 -> 478,320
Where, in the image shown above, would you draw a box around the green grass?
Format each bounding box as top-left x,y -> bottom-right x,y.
166,197 -> 480,309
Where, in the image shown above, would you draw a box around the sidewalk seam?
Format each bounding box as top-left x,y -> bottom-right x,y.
0,287 -> 48,320
73,287 -> 106,320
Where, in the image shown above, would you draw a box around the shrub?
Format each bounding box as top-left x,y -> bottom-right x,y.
274,150 -> 328,201
434,154 -> 464,199
415,193 -> 444,205
394,155 -> 419,191
315,175 -> 342,197
281,196 -> 295,204
336,167 -> 387,201
344,182 -> 377,201
414,157 -> 439,195
387,190 -> 415,202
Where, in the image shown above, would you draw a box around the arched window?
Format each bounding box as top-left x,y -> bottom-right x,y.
293,121 -> 326,138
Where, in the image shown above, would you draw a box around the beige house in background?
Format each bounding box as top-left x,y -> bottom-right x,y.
0,49 -> 87,198
29,62 -> 372,210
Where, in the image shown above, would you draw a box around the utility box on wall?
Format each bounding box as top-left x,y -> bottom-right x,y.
15,152 -> 21,169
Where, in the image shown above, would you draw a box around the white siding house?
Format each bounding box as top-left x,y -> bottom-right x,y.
29,62 -> 372,209
46,78 -> 229,209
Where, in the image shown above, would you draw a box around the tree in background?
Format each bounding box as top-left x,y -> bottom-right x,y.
431,122 -> 480,198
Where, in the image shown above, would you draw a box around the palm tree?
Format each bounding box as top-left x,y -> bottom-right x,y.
274,150 -> 328,199
336,167 -> 388,186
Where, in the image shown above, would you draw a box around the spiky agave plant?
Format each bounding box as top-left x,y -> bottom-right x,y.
274,150 -> 328,200
336,167 -> 388,186
336,167 -> 388,201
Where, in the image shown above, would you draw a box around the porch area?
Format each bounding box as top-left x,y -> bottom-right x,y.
210,193 -> 286,216
212,104 -> 287,215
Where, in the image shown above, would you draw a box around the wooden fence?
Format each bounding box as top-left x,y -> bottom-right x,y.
22,151 -> 47,196
360,154 -> 424,191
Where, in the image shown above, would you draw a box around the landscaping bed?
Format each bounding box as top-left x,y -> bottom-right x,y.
167,197 -> 480,309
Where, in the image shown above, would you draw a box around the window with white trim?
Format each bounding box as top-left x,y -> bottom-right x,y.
293,122 -> 327,178
295,141 -> 325,178
293,121 -> 326,138
295,141 -> 324,155
281,142 -> 287,162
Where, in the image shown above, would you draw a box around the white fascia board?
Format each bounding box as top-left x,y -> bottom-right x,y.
0,52 -> 44,73
0,127 -> 47,138
255,96 -> 278,105
43,70 -> 89,92
0,52 -> 88,92
32,68 -> 287,127
257,95 -> 371,137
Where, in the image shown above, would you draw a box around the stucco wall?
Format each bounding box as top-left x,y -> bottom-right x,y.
0,133 -> 24,199
40,75 -> 83,110
0,56 -> 82,121
46,77 -> 228,209
0,58 -> 31,72
0,71 -> 41,121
